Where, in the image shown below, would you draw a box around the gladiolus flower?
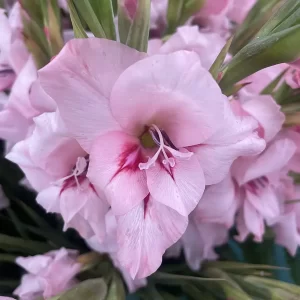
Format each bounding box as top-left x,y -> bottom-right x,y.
38,38 -> 265,278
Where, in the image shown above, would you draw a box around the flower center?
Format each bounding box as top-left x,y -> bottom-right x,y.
138,124 -> 193,170
54,156 -> 89,191
140,130 -> 156,148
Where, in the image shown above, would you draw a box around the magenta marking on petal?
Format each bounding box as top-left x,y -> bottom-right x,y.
143,194 -> 150,219
60,175 -> 86,195
109,144 -> 144,184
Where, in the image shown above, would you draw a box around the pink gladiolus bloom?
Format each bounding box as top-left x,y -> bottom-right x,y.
0,298 -> 15,300
233,137 -> 297,242
7,111 -> 109,240
38,38 -> 265,278
14,248 -> 81,300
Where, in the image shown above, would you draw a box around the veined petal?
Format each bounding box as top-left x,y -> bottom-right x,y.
193,175 -> 238,227
110,51 -> 225,147
243,200 -> 264,242
194,133 -> 265,185
246,187 -> 280,220
39,38 -> 146,152
272,212 -> 300,256
117,198 -> 188,279
88,131 -> 148,215
146,154 -> 205,216
234,138 -> 297,185
241,95 -> 285,143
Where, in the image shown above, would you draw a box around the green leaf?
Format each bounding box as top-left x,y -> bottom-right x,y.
166,0 -> 184,35
0,253 -> 17,263
51,278 -> 107,300
260,68 -> 288,94
224,82 -> 251,97
0,233 -> 53,254
151,272 -> 225,285
178,0 -> 205,28
68,0 -> 88,38
73,0 -> 106,38
118,0 -> 134,44
106,272 -> 126,300
14,199 -> 76,249
6,208 -> 29,239
45,0 -> 64,55
231,274 -> 275,299
182,284 -> 215,300
209,36 -> 233,81
204,261 -> 289,272
22,13 -> 51,67
246,276 -> 300,295
126,0 -> 151,52
219,25 -> 300,94
230,0 -> 284,55
166,0 -> 205,34
256,0 -> 300,37
22,0 -> 44,26
90,0 -> 116,40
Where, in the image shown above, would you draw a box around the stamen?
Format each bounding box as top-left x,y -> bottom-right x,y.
52,157 -> 88,190
139,124 -> 193,170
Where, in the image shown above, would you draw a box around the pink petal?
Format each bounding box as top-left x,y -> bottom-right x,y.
193,100 -> 265,185
60,184 -> 89,224
272,212 -> 300,256
193,175 -> 238,227
241,95 -> 285,143
228,0 -> 256,24
39,38 -> 146,152
194,134 -> 265,185
235,138 -> 296,185
110,51 -> 225,147
243,200 -> 264,242
117,198 -> 188,279
88,131 -> 148,215
16,256 -> 52,274
182,220 -> 228,271
28,112 -> 85,179
29,80 -> 56,114
0,9 -> 11,56
246,187 -> 280,220
159,26 -> 227,70
0,107 -> 30,142
8,56 -> 38,119
13,274 -> 44,299
36,186 -> 61,213
6,141 -> 53,191
0,70 -> 15,91
200,0 -> 231,16
146,154 -> 205,216
147,39 -> 163,55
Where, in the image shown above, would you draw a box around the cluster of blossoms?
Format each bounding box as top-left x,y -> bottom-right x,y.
1,0 -> 300,299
